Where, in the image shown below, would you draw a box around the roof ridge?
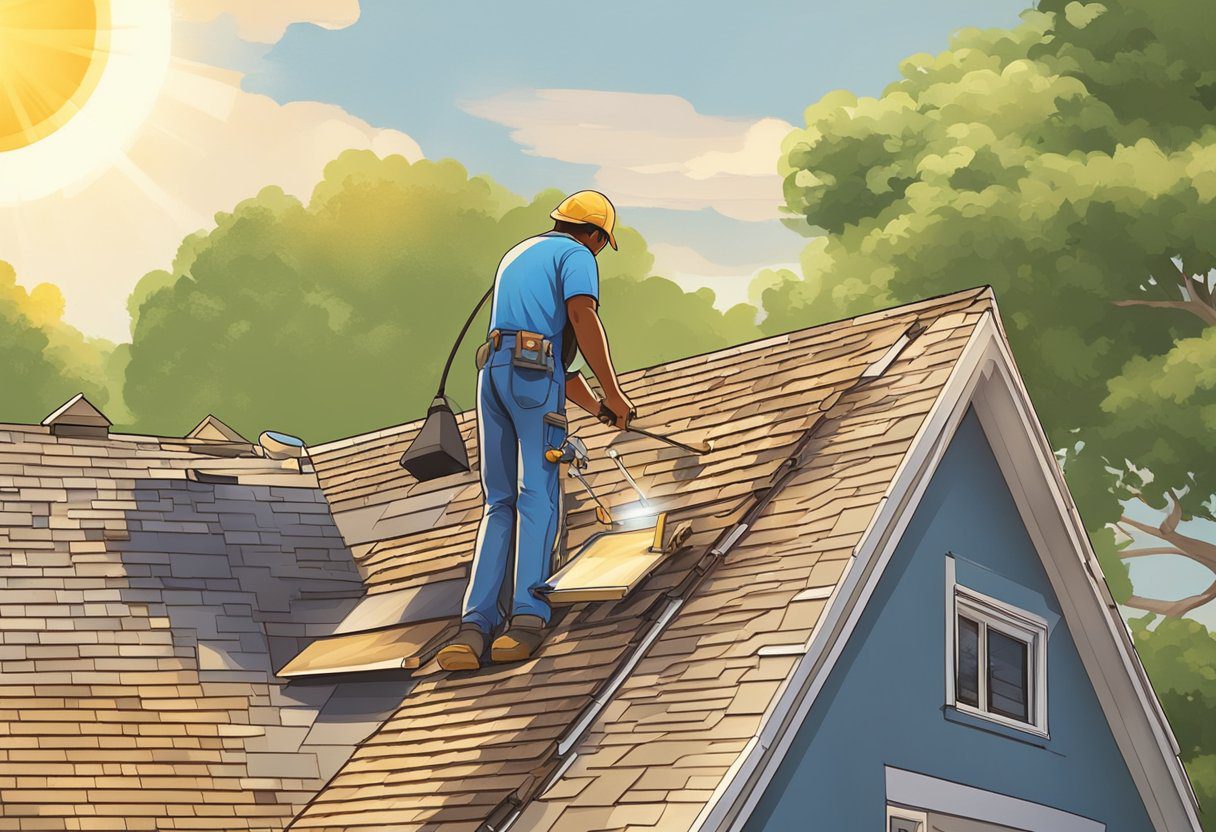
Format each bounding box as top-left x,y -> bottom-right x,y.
308,286 -> 993,455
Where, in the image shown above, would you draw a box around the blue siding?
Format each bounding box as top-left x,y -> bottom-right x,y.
744,410 -> 1153,831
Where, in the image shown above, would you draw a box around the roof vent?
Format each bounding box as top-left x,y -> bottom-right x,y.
259,430 -> 306,460
41,393 -> 110,438
186,414 -> 249,444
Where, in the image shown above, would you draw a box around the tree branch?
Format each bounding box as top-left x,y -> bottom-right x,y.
1111,297 -> 1216,326
1136,260 -> 1216,325
1162,489 -> 1184,537
1119,514 -> 1175,541
1118,547 -> 1188,559
1125,580 -> 1216,617
1168,258 -> 1215,305
1114,505 -> 1216,617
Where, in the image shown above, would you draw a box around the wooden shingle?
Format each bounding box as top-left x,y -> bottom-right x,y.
289,288 -> 994,831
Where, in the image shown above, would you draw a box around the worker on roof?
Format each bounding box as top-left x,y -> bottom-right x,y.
437,190 -> 634,671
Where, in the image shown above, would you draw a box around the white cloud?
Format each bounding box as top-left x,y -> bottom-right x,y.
175,0 -> 361,43
463,89 -> 793,222
649,243 -> 797,312
0,61 -> 422,341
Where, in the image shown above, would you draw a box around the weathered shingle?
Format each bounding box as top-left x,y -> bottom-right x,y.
0,427 -> 370,831
0,288 -> 995,831
289,287 -> 994,831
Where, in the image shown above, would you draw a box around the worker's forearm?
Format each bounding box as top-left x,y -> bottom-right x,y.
565,373 -> 601,418
569,308 -> 622,397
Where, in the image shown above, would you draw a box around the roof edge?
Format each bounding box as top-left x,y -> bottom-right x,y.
697,312 -> 1201,832
308,286 -> 995,455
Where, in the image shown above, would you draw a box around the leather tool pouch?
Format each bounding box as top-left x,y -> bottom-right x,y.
474,341 -> 491,370
511,329 -> 552,372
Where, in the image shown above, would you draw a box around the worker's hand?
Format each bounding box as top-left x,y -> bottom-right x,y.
601,388 -> 635,430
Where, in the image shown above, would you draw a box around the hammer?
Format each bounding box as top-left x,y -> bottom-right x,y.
545,436 -> 613,525
545,435 -> 589,467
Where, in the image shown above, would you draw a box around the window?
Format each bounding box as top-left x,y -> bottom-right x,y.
887,805 -> 926,832
949,585 -> 1048,735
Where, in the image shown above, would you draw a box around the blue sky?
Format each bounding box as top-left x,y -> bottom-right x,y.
216,1 -> 1031,289
9,1 -> 1040,342
239,1 -> 1026,192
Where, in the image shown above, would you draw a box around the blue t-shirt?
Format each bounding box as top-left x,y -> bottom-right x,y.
487,232 -> 599,356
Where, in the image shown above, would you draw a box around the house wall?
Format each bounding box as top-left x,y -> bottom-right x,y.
743,410 -> 1154,832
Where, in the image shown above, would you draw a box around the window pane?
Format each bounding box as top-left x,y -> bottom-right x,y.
987,628 -> 1029,722
956,616 -> 979,707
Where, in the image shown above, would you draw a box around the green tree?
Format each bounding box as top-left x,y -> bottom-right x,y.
1134,616 -> 1216,828
770,0 -> 1216,619
767,2 -> 1216,819
124,151 -> 759,442
0,261 -> 114,423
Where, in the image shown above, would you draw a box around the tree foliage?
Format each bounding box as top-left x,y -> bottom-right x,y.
770,0 -> 1216,618
0,261 -> 116,423
1133,616 -> 1216,828
123,151 -> 759,442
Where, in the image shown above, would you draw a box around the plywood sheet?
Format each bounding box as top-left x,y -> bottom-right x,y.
544,525 -> 666,603
279,617 -> 453,677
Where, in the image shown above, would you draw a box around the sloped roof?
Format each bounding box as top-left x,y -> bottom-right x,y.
4,287 -> 1195,832
289,287 -> 995,831
0,419 -> 369,831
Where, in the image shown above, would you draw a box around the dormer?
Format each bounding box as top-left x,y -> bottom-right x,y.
41,393 -> 110,438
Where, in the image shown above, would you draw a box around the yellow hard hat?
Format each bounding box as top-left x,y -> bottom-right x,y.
551,190 -> 618,250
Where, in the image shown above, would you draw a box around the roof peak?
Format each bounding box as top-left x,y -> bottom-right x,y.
186,414 -> 249,444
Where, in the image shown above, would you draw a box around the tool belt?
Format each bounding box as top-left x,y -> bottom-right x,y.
476,329 -> 554,372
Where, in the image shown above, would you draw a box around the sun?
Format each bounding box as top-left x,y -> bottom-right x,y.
0,0 -> 169,202
0,0 -> 111,151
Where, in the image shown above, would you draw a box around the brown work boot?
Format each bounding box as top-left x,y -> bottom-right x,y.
490,615 -> 548,663
436,624 -> 487,671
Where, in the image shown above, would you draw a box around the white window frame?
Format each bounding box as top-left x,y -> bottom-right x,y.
886,767 -> 1106,832
945,562 -> 1049,737
886,804 -> 927,832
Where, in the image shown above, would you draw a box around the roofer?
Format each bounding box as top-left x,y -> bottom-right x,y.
436,190 -> 634,671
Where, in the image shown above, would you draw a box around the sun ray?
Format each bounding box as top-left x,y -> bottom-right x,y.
108,146 -> 207,228
0,72 -> 36,133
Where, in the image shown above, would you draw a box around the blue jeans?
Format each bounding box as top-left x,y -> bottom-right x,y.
462,343 -> 566,633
